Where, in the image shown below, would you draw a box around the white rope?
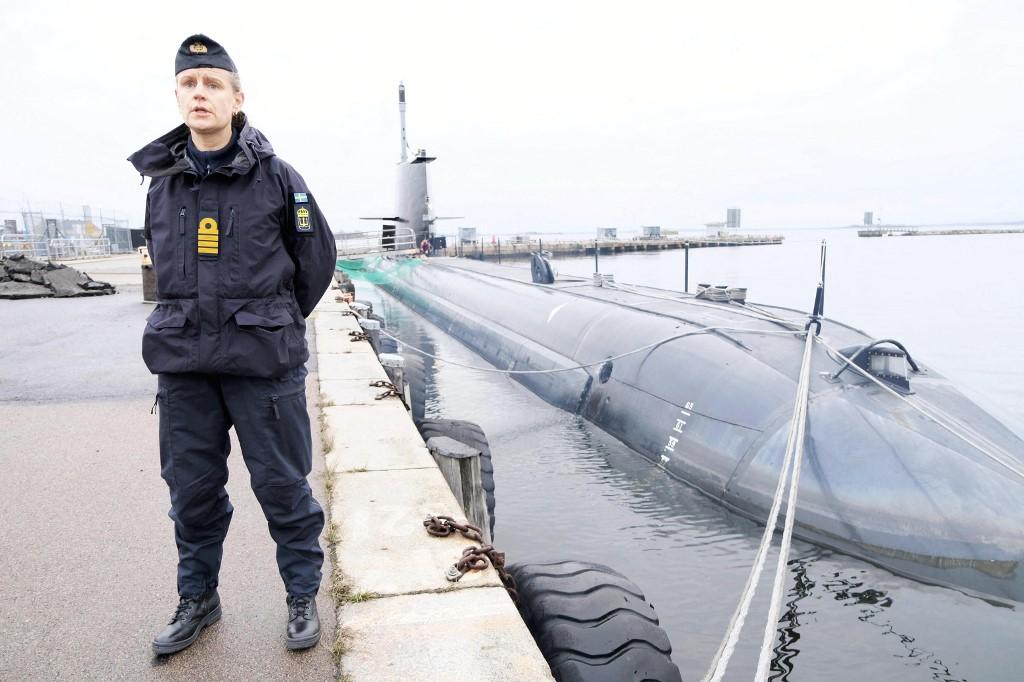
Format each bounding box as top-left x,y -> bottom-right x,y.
377,326 -> 801,376
702,329 -> 816,682
814,337 -> 1024,482
754,328 -> 816,681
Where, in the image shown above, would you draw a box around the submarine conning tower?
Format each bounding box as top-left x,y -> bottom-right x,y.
395,82 -> 436,245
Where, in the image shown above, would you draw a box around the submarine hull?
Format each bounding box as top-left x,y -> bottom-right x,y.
357,255 -> 1024,605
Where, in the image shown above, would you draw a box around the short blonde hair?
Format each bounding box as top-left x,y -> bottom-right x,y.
230,72 -> 244,127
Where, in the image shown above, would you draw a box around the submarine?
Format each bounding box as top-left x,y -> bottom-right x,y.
343,85 -> 1024,607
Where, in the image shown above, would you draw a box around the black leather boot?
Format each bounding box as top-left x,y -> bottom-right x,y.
286,595 -> 321,650
152,590 -> 222,655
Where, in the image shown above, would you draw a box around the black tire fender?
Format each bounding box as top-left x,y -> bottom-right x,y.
508,560 -> 682,682
378,336 -> 399,355
401,351 -> 428,423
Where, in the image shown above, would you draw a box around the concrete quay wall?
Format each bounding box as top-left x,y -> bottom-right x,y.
312,290 -> 554,682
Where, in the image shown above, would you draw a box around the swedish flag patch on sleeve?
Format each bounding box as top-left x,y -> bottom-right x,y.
292,192 -> 314,234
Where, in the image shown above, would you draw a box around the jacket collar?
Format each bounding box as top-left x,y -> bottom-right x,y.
127,114 -> 275,179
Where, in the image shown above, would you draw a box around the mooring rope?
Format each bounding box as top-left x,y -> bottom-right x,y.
375,326 -> 802,376
753,327 -> 816,681
703,328 -> 816,682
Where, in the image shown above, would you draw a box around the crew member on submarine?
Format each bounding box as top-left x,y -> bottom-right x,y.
128,33 -> 337,655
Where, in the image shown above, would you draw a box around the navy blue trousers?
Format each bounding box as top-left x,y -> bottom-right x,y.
156,366 -> 324,597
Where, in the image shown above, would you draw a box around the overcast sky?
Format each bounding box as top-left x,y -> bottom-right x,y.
2,1 -> 1021,232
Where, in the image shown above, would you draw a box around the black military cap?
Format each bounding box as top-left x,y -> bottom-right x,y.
175,34 -> 237,75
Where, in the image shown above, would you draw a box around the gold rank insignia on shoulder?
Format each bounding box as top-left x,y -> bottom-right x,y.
198,216 -> 219,258
189,42 -> 208,54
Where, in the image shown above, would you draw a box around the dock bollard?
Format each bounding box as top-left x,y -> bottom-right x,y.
377,353 -> 406,404
358,318 -> 381,355
425,436 -> 491,544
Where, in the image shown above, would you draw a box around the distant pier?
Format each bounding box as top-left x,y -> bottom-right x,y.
858,227 -> 1024,238
443,234 -> 783,261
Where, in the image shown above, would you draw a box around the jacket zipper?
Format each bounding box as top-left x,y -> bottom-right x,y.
178,207 -> 187,278
270,395 -> 281,420
227,207 -> 238,282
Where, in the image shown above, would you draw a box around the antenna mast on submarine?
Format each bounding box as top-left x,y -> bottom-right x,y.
399,82 -> 408,162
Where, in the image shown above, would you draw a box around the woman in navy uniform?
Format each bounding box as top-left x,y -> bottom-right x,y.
128,34 -> 337,654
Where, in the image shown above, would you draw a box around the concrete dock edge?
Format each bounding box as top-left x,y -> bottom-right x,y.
312,288 -> 554,682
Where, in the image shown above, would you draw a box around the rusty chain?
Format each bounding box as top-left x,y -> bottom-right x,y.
423,515 -> 482,541
369,380 -> 408,408
348,330 -> 369,342
422,515 -> 519,604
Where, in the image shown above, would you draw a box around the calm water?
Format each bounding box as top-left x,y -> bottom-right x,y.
358,227 -> 1024,681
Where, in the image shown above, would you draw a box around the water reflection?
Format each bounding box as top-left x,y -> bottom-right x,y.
823,563 -> 965,682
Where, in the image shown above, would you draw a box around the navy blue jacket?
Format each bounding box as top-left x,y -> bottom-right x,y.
128,117 -> 337,378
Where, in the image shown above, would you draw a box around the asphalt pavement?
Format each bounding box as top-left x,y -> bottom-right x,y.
0,271 -> 337,680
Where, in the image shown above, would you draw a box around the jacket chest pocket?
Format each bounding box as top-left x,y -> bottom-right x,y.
148,204 -> 189,287
232,205 -> 288,286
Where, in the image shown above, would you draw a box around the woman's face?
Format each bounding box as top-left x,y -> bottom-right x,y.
175,68 -> 243,135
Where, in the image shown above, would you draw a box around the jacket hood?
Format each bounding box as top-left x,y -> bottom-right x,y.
128,114 -> 275,178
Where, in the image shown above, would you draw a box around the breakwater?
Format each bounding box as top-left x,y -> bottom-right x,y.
858,227 -> 1024,238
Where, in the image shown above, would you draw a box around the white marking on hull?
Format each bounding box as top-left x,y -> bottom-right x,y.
546,302 -> 568,324
660,402 -> 696,462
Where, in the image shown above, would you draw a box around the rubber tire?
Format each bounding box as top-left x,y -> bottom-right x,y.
378,336 -> 401,388
402,351 -> 428,423
416,418 -> 496,537
531,253 -> 555,284
508,560 -> 682,682
353,300 -> 373,316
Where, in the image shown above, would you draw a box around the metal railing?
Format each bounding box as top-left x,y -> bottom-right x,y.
1,236 -> 48,259
335,225 -> 418,257
46,238 -> 112,260
1,236 -> 111,261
